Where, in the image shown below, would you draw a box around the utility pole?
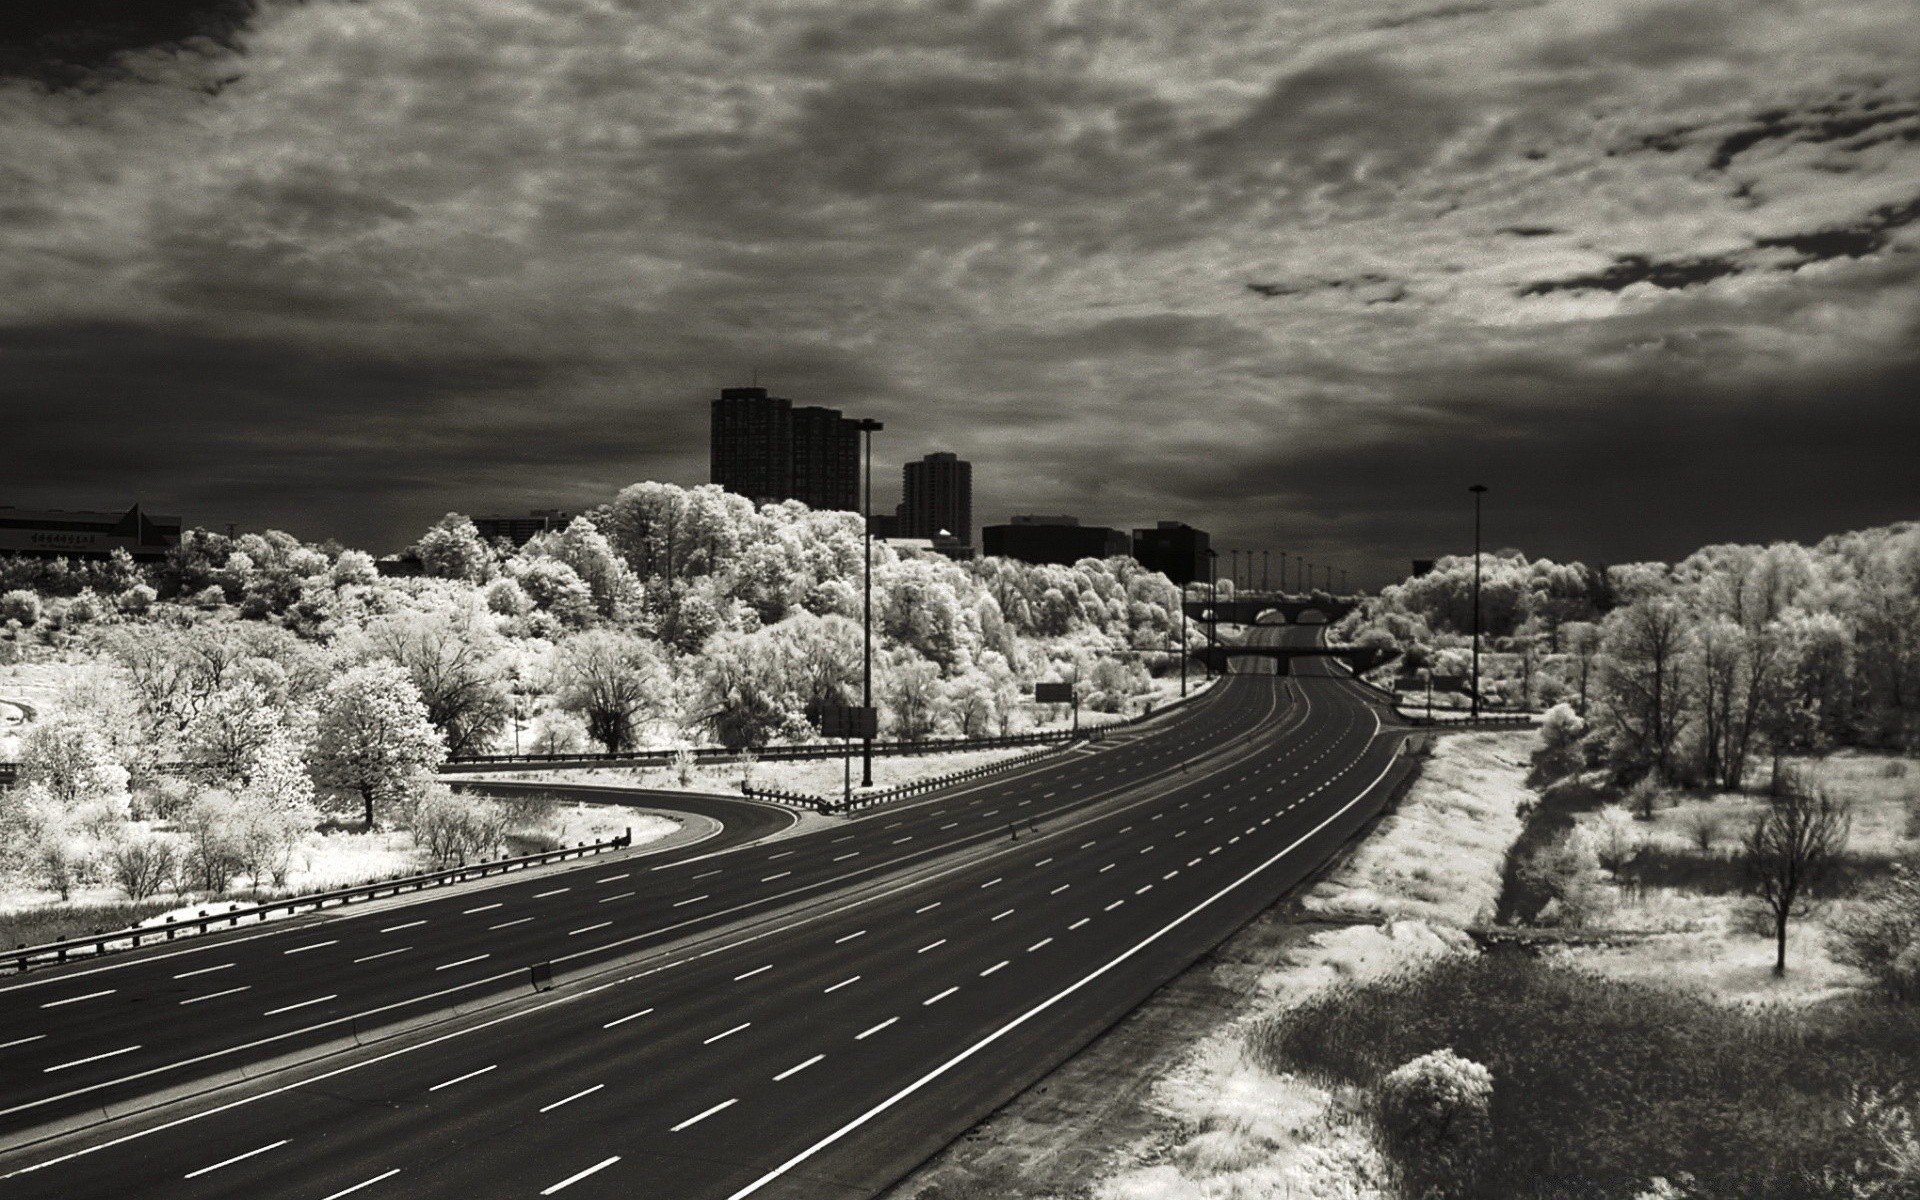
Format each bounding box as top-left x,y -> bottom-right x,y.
859,418 -> 885,784
1470,483 -> 1488,719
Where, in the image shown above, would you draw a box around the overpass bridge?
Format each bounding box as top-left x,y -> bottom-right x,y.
1200,616 -> 1399,677
1182,590 -> 1362,626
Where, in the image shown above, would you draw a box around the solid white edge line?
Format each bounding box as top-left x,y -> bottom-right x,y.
722,708 -> 1391,1200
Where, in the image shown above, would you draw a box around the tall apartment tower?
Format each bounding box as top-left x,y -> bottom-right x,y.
789,406 -> 861,512
900,451 -> 973,546
710,387 -> 793,505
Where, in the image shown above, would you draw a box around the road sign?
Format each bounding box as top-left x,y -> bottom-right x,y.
1034,682 -> 1075,704
823,705 -> 878,739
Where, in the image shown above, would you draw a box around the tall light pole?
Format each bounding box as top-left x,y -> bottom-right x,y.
859,418 -> 884,784
1262,550 -> 1270,592
1179,579 -> 1189,698
1469,483 -> 1488,719
1205,549 -> 1219,680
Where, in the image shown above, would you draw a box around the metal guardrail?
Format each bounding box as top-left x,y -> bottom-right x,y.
1399,711 -> 1539,729
1,832 -> 632,975
440,728 -> 1074,771
740,737 -> 1075,816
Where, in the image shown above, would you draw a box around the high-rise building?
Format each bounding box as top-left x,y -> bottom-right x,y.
710,386 -> 793,505
981,514 -> 1128,566
1131,521 -> 1210,586
790,406 -> 861,513
900,452 -> 972,546
710,386 -> 873,513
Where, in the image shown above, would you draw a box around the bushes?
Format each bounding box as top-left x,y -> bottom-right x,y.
1829,864 -> 1920,1001
1374,1048 -> 1493,1199
1260,953 -> 1920,1199
409,787 -> 510,869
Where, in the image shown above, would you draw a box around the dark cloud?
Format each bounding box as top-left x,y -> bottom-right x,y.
0,0 -> 255,85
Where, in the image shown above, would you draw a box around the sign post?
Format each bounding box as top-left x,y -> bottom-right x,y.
824,705 -> 878,809
1034,681 -> 1077,735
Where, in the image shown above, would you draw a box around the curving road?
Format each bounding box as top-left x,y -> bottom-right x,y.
0,624 -> 1411,1198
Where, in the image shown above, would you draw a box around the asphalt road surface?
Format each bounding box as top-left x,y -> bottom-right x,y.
0,622 -> 1412,1198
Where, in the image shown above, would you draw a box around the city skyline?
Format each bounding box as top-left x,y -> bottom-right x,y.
3,1 -> 1916,583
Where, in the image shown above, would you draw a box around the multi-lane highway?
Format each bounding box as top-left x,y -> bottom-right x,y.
0,623 -> 1411,1198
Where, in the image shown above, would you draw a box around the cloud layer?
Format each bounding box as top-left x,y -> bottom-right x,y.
2,0 -> 1916,579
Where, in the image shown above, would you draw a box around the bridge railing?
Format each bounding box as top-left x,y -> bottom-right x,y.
1,832 -> 632,975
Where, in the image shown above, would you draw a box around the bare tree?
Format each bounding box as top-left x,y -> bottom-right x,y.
1743,771 -> 1850,976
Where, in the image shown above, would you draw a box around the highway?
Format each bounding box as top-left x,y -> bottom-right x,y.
0,623 -> 1411,1198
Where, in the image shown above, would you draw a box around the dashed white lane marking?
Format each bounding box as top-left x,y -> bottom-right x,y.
380,920 -> 425,933
533,888 -> 571,898
354,947 -> 411,963
40,989 -> 115,1008
1033,858 -> 1053,867
264,995 -> 336,1016
824,976 -> 860,993
774,1054 -> 823,1081
915,902 -> 941,914
179,986 -> 250,1006
673,895 -> 709,907
980,878 -> 1002,889
319,1167 -> 400,1200
599,891 -> 636,903
489,918 -> 533,930
0,1035 -> 46,1049
924,987 -> 958,1006
1103,901 -> 1125,912
541,1156 -> 620,1194
938,822 -> 959,831
1138,845 -> 1155,855
762,872 -> 792,882
540,1084 -> 604,1112
428,1064 -> 496,1092
833,852 -> 859,862
734,965 -> 772,981
856,1017 -> 898,1040
918,940 -> 946,953
672,1099 -> 737,1132
991,909 -> 1015,922
768,851 -> 796,860
435,955 -> 489,971
603,1007 -> 654,1028
1135,885 -> 1153,895
462,904 -> 502,915
173,963 -> 232,979
184,1139 -> 287,1178
891,837 -> 913,845
596,873 -> 629,884
1098,863 -> 1115,873
569,922 -> 612,936
43,1044 -> 142,1073
1163,871 -> 1180,880
693,869 -> 723,880
704,1023 -> 751,1045
1028,938 -> 1053,952
1050,884 -> 1070,895
1068,918 -> 1091,930
980,961 -> 1008,977
835,931 -> 866,944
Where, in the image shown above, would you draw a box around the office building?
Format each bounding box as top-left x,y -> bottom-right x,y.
0,504 -> 181,561
981,515 -> 1128,566
474,510 -> 572,547
1131,521 -> 1210,586
900,452 -> 972,547
789,406 -> 861,512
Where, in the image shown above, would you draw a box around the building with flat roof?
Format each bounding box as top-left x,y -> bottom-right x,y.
790,405 -> 861,513
710,386 -> 794,506
0,504 -> 181,561
981,514 -> 1129,566
900,451 -> 972,547
474,510 -> 572,547
1131,520 -> 1211,586
710,386 -> 871,513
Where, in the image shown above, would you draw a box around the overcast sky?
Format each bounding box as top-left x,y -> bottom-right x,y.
2,0 -> 1915,584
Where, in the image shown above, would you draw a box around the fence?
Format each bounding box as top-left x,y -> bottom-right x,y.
1,832 -> 632,975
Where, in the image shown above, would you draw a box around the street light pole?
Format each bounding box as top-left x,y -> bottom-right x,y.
1179,579 -> 1189,698
1262,550 -> 1269,592
859,418 -> 884,785
1206,549 -> 1219,680
1469,483 -> 1488,719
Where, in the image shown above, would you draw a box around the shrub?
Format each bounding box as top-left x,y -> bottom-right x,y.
1681,806 -> 1726,853
1515,827 -> 1611,927
409,787 -> 509,868
1593,805 -> 1643,873
0,589 -> 41,628
1529,703 -> 1585,788
105,832 -> 177,901
1375,1048 -> 1494,1198
1829,864 -> 1920,1001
